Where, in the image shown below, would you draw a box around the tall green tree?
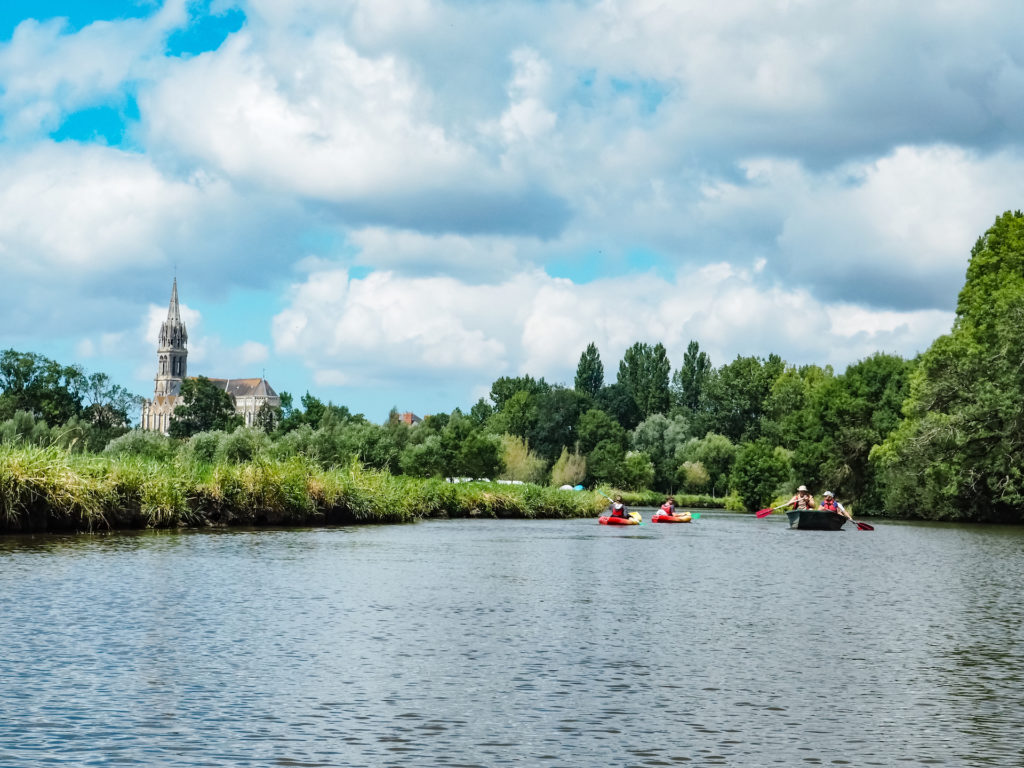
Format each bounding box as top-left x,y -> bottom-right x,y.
873,211 -> 1024,522
617,342 -> 671,420
574,342 -> 604,397
671,340 -> 712,413
169,377 -> 243,438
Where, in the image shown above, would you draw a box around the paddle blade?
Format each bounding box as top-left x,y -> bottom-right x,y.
691,512 -> 701,520
755,507 -> 775,518
854,520 -> 875,531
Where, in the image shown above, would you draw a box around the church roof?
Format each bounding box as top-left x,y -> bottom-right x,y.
205,378 -> 279,398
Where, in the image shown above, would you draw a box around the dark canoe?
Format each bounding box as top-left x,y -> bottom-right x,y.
786,510 -> 848,531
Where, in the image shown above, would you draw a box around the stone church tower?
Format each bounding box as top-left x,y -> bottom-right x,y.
155,278 -> 188,397
141,279 -> 281,434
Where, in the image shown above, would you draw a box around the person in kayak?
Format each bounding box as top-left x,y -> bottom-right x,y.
786,484 -> 815,510
659,497 -> 691,522
609,495 -> 630,519
819,491 -> 851,519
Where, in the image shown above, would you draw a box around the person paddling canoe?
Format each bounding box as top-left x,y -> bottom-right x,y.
785,484 -> 815,511
819,490 -> 852,520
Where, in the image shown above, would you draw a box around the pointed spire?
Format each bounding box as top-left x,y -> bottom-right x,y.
168,278 -> 181,324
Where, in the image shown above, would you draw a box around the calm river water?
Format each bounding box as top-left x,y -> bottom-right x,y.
1,513 -> 1022,767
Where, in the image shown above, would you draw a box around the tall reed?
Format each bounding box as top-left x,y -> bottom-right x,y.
0,445 -> 608,534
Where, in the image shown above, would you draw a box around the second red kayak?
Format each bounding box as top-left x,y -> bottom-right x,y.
651,513 -> 692,523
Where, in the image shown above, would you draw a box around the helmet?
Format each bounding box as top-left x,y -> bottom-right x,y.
824,490 -> 834,498
797,485 -> 808,492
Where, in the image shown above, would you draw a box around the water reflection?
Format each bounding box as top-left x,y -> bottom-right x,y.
1,515 -> 1022,766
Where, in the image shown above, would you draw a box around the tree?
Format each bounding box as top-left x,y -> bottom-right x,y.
730,441 -> 791,511
574,342 -> 604,397
678,433 -> 737,497
499,435 -> 548,484
169,377 -> 243,438
695,354 -> 785,442
550,446 -> 586,487
587,439 -> 625,487
872,211 -> 1024,522
620,451 -> 655,490
0,349 -> 87,425
595,381 -> 642,431
528,387 -> 589,462
617,342 -> 671,420
576,408 -> 627,454
671,340 -> 711,413
489,375 -> 549,410
631,412 -> 692,491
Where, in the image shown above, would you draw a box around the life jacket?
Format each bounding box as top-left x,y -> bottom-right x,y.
660,503 -> 674,515
611,502 -> 627,518
820,499 -> 837,512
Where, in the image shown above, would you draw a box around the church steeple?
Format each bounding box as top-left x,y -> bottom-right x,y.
155,278 -> 188,397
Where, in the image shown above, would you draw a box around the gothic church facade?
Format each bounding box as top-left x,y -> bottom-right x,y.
140,280 -> 281,433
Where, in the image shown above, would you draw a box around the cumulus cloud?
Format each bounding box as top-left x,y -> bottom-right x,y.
272,264 -> 952,401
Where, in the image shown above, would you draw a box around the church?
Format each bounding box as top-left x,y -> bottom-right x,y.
140,280 -> 281,434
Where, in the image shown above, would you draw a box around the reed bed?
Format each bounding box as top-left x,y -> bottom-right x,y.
0,445 -> 608,534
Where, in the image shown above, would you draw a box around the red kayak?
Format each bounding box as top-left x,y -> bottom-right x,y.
651,513 -> 691,523
599,515 -> 639,525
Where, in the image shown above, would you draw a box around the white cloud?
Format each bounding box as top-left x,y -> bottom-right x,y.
0,2 -> 189,138
272,264 -> 952,396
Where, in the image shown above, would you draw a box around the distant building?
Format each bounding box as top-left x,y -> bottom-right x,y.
400,412 -> 423,426
140,279 -> 280,433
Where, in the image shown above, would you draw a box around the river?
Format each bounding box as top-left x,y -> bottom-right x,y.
1,513 -> 1021,767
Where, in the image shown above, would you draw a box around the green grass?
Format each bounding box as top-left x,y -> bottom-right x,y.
0,445 -> 608,534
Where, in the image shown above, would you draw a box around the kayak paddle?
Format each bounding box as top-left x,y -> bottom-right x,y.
755,504 -> 786,518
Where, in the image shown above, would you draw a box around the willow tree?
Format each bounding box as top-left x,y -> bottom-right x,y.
872,211 -> 1024,522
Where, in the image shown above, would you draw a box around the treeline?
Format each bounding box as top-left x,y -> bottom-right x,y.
4,211 -> 1024,523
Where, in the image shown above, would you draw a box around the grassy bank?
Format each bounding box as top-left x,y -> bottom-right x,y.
0,445 -> 608,534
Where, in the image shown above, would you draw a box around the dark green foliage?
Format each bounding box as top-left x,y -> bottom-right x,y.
0,350 -> 86,425
528,387 -> 589,462
587,439 -> 626,486
730,441 -> 791,511
694,354 -> 785,442
873,213 -> 1024,522
617,342 -> 671,420
671,340 -> 712,413
574,342 -> 604,397
595,381 -> 642,430
489,375 -> 549,410
169,377 -> 243,438
576,408 -> 627,454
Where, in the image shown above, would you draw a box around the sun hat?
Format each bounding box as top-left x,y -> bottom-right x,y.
797,485 -> 808,492
824,490 -> 834,497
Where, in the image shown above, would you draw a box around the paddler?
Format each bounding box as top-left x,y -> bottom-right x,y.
785,484 -> 815,511
659,497 -> 691,522
609,495 -> 630,520
819,490 -> 851,520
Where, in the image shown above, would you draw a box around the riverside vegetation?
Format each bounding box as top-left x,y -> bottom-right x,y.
3,211 -> 1024,530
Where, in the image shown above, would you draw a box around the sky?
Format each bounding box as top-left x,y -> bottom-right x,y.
2,0 -> 1023,422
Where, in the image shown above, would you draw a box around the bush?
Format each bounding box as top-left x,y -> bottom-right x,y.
103,430 -> 178,462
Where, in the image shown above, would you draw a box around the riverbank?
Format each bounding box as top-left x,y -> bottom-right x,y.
0,445 -> 608,534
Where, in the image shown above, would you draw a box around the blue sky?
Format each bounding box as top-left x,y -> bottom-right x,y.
2,0 -> 1024,422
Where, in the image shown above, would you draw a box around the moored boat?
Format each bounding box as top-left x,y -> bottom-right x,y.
786,510 -> 847,530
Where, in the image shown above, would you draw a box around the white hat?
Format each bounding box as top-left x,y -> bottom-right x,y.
797,485 -> 808,492
823,490 -> 834,497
